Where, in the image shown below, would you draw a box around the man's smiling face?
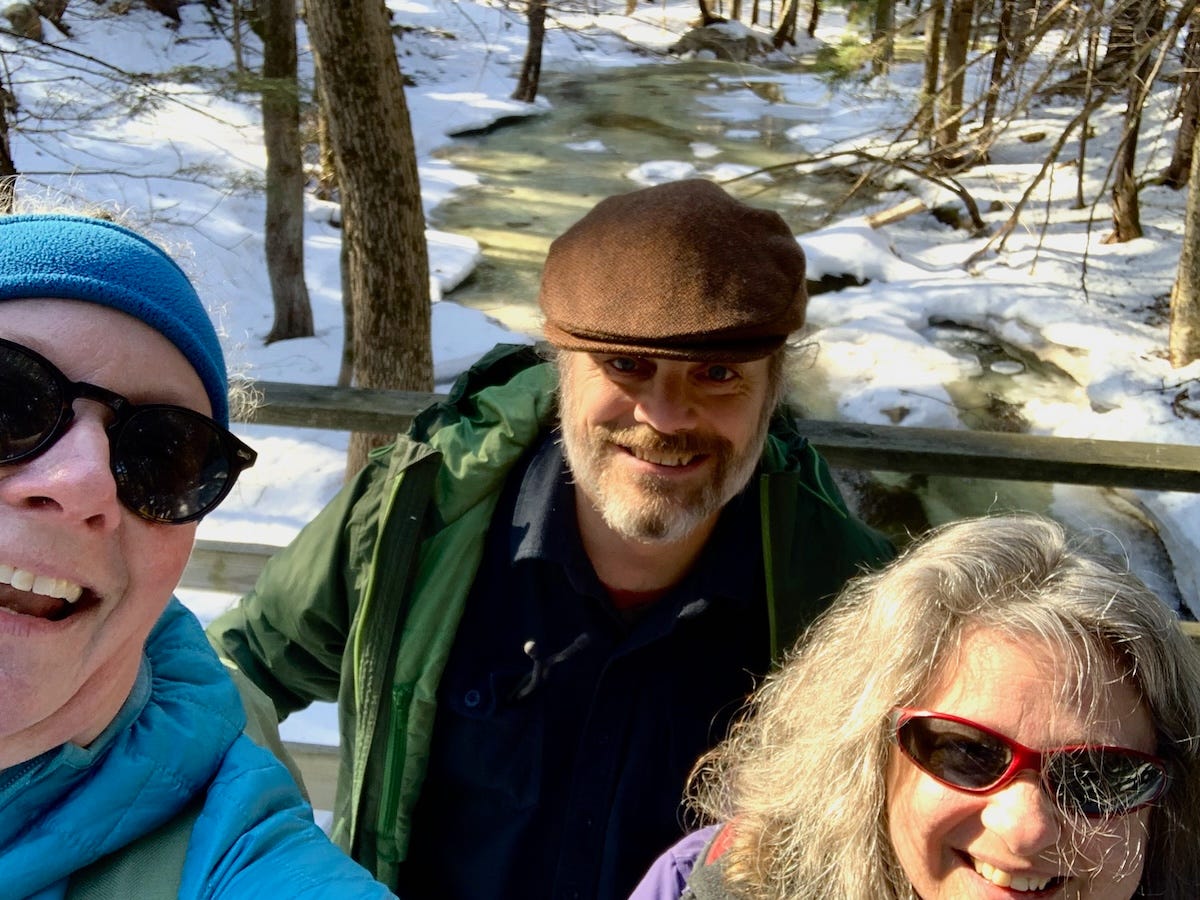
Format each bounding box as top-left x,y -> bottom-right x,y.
557,350 -> 777,545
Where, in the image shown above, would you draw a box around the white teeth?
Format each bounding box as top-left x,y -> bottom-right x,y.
630,447 -> 696,467
0,564 -> 84,603
10,568 -> 33,591
974,860 -> 1054,892
33,574 -> 84,602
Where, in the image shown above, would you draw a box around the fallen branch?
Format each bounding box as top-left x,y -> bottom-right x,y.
865,197 -> 927,228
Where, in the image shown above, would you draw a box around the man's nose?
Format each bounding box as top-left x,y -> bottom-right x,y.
632,372 -> 698,435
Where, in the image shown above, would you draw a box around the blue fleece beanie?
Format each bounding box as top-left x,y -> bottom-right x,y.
0,214 -> 229,425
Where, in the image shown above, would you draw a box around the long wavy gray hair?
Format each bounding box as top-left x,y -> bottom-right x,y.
688,513 -> 1200,898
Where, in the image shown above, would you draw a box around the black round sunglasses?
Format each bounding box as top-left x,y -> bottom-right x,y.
0,337 -> 256,524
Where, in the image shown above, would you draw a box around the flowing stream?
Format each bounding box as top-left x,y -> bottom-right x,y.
427,60 -> 1186,610
429,60 -> 858,334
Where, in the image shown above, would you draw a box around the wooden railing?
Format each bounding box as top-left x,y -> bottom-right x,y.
284,742 -> 339,813
191,380 -> 1200,805
236,380 -> 1200,492
195,377 -> 1200,595
190,378 -> 1200,595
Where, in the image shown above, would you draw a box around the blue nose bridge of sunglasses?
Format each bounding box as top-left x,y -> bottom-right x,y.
1,338 -> 256,523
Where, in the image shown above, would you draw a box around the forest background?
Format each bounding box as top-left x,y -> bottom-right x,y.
4,0 -> 1200,748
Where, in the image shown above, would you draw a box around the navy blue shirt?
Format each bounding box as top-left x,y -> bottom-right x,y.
400,433 -> 769,900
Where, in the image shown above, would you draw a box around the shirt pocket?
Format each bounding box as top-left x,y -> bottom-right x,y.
437,664 -> 545,811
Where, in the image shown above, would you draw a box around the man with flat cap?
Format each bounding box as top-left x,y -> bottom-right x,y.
209,179 -> 893,900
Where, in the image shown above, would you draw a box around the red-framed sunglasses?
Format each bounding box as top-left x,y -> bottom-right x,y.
892,708 -> 1168,818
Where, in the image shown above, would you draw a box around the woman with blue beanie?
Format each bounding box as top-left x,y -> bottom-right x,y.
0,214 -> 394,898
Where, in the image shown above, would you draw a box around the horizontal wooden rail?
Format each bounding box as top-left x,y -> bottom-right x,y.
185,540 -> 282,595
796,420 -> 1200,492
285,741 -> 338,812
237,380 -> 433,434
236,380 -> 1200,493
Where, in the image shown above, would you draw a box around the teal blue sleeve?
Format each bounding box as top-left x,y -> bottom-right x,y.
181,735 -> 395,898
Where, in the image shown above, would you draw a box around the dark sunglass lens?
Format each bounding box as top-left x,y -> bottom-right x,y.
900,717 -> 1012,790
0,343 -> 67,462
111,408 -> 233,523
1048,749 -> 1166,816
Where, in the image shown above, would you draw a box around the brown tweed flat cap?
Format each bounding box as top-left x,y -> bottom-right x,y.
539,179 -> 807,361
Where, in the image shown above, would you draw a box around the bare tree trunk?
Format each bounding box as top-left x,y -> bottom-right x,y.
230,0 -> 245,72
306,0 -> 433,480
313,69 -> 337,202
512,0 -> 546,103
806,0 -> 819,37
1009,0 -> 1036,45
1107,3 -> 1164,242
259,0 -> 313,344
1108,116 -> 1143,241
1104,0 -> 1137,69
1171,124 -> 1200,366
981,0 -> 1015,129
871,0 -> 894,74
934,0 -> 974,160
698,0 -> 723,25
772,0 -> 799,47
918,0 -> 945,142
0,73 -> 15,213
1109,51 -> 1153,241
1165,11 -> 1200,189
1104,0 -> 1165,71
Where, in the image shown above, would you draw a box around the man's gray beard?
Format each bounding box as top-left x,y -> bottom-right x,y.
559,407 -> 773,546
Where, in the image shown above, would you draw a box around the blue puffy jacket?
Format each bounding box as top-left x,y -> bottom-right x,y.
0,599 -> 393,899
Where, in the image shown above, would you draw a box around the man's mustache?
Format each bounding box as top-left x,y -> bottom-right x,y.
596,424 -> 732,459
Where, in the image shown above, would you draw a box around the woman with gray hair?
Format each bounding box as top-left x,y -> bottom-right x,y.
630,514 -> 1200,900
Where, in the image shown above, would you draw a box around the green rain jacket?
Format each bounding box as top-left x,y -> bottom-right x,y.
207,344 -> 894,889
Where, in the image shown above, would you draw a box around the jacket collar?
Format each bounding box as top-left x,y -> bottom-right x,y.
0,600 -> 244,895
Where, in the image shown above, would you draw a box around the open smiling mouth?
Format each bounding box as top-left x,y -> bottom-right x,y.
622,445 -> 707,468
0,564 -> 93,622
969,855 -> 1067,895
